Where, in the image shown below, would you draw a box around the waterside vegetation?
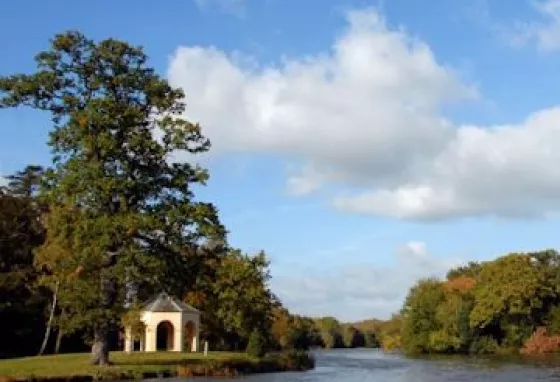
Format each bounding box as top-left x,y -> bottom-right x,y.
374,250 -> 560,356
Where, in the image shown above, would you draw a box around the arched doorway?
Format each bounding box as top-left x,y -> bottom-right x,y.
184,321 -> 196,352
156,321 -> 174,351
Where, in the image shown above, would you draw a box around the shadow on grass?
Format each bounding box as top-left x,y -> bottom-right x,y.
116,358 -> 212,366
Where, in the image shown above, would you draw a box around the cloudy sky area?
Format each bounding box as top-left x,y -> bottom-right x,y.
2,0 -> 560,321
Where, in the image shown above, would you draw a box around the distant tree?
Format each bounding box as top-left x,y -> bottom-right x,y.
212,250 -> 277,350
446,261 -> 482,280
379,314 -> 403,352
401,278 -> 445,354
469,253 -> 555,348
342,325 -> 365,348
0,31 -> 224,365
363,330 -> 379,348
271,307 -> 292,349
315,317 -> 344,348
395,249 -> 560,355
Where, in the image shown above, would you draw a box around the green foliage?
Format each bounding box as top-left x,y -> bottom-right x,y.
314,317 -> 344,348
0,32 -> 319,364
547,306 -> 560,335
342,326 -> 365,348
210,250 -> 277,349
401,278 -> 445,354
363,331 -> 379,348
396,249 -> 560,355
0,31 -> 225,363
468,336 -> 499,355
446,261 -> 482,280
269,309 -> 322,351
246,329 -> 267,358
373,314 -> 402,351
0,351 -> 313,379
469,253 -> 553,330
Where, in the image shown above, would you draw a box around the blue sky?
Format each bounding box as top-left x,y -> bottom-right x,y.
2,0 -> 560,321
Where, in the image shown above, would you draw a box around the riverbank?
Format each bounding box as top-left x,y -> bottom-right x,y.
0,350 -> 315,381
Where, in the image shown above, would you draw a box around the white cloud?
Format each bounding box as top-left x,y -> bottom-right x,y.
168,7 -> 560,220
193,0 -> 246,17
271,241 -> 461,321
488,0 -> 560,52
333,107 -> 560,220
285,164 -> 331,196
533,0 -> 560,51
0,176 -> 7,189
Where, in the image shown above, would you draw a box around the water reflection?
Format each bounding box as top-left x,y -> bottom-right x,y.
155,348 -> 560,382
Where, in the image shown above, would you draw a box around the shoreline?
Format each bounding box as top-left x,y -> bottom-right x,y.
0,351 -> 315,381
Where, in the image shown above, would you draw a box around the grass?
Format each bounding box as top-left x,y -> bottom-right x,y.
0,351 -> 315,380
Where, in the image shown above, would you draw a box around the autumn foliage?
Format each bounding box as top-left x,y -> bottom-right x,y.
521,327 -> 560,354
398,250 -> 560,355
443,276 -> 476,293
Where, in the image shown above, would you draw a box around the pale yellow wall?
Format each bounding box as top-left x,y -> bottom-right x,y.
142,311 -> 183,352
125,310 -> 201,352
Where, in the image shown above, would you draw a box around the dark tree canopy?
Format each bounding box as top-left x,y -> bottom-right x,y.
0,192 -> 47,358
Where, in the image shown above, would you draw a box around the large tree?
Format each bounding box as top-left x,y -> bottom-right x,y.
0,31 -> 224,365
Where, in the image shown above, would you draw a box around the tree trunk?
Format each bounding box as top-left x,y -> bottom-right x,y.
91,327 -> 112,365
38,281 -> 59,355
91,266 -> 117,366
54,329 -> 63,354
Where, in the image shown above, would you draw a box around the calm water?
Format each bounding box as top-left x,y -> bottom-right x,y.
161,349 -> 560,382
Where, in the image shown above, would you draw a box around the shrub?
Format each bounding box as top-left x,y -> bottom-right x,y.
469,336 -> 499,354
521,327 -> 560,354
246,329 -> 266,358
547,306 -> 560,335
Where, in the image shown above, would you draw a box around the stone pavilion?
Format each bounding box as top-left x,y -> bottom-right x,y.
124,292 -> 200,352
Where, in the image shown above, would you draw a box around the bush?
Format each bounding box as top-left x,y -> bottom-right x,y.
469,336 -> 499,355
264,350 -> 315,371
521,327 -> 560,354
547,305 -> 560,335
246,329 -> 266,358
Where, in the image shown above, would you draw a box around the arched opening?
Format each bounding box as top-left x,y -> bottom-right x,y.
184,321 -> 196,352
156,321 -> 174,351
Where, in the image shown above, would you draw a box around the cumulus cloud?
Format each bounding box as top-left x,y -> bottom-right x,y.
333,108 -> 560,220
168,7 -> 560,220
271,241 -> 461,321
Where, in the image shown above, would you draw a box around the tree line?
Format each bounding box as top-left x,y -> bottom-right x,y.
0,171 -> 381,359
373,250 -> 560,355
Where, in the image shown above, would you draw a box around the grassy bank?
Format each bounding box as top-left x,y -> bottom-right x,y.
0,351 -> 315,381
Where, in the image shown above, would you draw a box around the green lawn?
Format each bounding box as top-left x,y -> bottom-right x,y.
0,351 -> 255,379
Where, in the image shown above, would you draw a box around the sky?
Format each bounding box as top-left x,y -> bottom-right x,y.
2,0 -> 560,321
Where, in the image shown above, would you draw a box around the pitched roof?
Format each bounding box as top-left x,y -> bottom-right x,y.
142,291 -> 200,314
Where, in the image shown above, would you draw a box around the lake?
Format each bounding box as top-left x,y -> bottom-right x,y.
175,348 -> 560,382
